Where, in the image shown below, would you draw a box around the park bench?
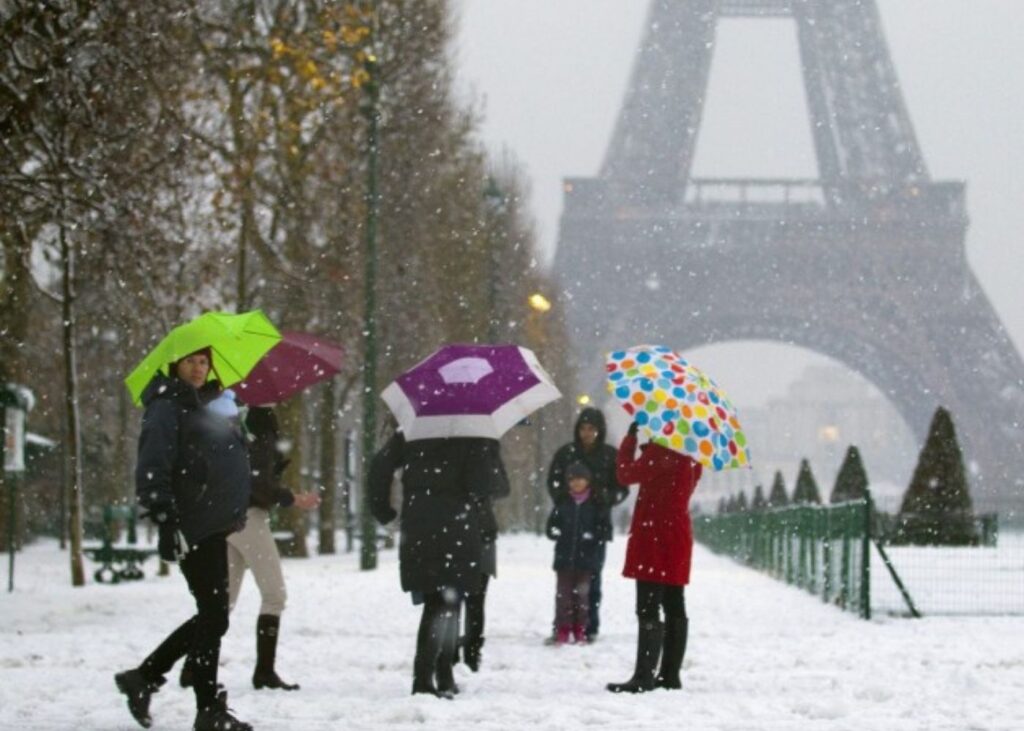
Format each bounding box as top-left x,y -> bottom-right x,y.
83,504 -> 158,584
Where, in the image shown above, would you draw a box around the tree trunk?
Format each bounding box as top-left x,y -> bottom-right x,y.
276,395 -> 308,558
0,226 -> 32,554
318,379 -> 337,554
60,222 -> 85,587
228,76 -> 256,312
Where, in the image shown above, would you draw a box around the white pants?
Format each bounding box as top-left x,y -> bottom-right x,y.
227,507 -> 287,617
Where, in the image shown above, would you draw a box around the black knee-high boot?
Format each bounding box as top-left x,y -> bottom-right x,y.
462,575 -> 488,672
656,617 -> 688,690
412,596 -> 454,699
435,602 -> 461,695
253,614 -> 299,690
606,619 -> 663,694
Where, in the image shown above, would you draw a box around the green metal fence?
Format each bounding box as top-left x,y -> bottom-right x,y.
694,499 -> 872,619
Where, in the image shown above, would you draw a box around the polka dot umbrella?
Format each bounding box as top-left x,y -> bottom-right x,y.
606,345 -> 752,471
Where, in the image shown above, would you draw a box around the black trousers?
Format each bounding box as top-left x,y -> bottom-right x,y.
588,541 -> 608,634
635,580 -> 687,622
139,534 -> 230,710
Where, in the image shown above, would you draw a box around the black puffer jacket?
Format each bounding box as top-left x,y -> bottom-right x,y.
135,373 -> 251,546
368,433 -> 507,595
546,495 -> 604,573
547,408 -> 628,541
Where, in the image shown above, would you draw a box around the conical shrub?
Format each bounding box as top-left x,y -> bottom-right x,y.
831,445 -> 869,503
895,407 -> 977,545
751,484 -> 767,511
792,459 -> 822,504
768,470 -> 789,507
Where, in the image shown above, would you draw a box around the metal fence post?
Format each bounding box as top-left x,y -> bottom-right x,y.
822,507 -> 833,604
840,506 -> 851,610
861,495 -> 872,620
809,507 -> 819,595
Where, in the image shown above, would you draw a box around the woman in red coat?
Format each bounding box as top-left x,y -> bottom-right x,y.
607,421 -> 702,694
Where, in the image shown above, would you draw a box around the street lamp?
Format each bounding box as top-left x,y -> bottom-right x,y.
526,292 -> 553,533
359,4 -> 381,571
483,176 -> 505,342
528,293 -> 551,313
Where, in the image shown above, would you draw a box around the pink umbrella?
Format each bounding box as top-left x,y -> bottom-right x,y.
235,331 -> 343,406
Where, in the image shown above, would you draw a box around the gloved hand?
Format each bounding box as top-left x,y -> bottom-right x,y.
142,500 -> 179,526
627,421 -> 640,437
157,524 -> 190,563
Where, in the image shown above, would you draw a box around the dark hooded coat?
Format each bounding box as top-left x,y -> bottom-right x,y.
134,373 -> 251,546
546,494 -> 604,573
368,432 -> 508,595
244,407 -> 295,510
616,433 -> 702,586
546,408 -> 627,541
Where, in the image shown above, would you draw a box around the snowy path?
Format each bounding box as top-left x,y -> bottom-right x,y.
1,535 -> 1021,730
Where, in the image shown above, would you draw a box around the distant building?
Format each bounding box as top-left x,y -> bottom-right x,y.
695,365 -> 917,513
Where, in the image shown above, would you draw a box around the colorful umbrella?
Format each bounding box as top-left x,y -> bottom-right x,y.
234,331 -> 344,406
125,310 -> 282,406
381,344 -> 561,441
606,345 -> 751,471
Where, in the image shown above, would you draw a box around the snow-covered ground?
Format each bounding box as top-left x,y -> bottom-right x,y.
872,532 -> 1024,616
2,534 -> 1022,731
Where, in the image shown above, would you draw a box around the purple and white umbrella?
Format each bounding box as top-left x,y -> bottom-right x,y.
381,344 -> 562,441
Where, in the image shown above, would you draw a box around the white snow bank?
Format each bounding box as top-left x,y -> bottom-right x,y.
1,534 -> 1021,730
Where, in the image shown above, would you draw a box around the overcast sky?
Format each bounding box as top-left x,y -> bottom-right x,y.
452,0 -> 1024,407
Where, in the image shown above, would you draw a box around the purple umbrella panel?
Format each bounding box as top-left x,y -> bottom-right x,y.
381,344 -> 562,440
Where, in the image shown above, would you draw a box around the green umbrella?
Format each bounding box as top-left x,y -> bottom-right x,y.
125,310 -> 282,406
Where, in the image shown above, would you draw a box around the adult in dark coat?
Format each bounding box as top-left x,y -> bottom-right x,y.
115,350 -> 253,731
179,406 -> 321,692
368,431 -> 506,698
546,407 -> 628,639
606,422 -> 703,695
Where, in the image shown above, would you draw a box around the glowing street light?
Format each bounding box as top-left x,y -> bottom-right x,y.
528,293 -> 552,312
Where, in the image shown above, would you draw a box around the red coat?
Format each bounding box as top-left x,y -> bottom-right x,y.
617,433 -> 702,586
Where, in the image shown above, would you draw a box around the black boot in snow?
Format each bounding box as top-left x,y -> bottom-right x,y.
115,668 -> 165,729
193,690 -> 253,731
463,637 -> 485,673
412,601 -> 454,699
656,617 -> 688,690
435,605 -> 461,695
252,614 -> 299,691
606,620 -> 664,694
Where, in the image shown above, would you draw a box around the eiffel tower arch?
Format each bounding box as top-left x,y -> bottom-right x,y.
554,0 -> 1024,513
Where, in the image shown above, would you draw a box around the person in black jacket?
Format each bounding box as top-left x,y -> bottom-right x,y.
179,406 -> 320,693
546,462 -> 604,645
368,430 -> 507,698
547,407 -> 628,640
114,349 -> 253,731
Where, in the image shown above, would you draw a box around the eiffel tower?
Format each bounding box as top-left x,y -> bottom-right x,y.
554,0 -> 1024,513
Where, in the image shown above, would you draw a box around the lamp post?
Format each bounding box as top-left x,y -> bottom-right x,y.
527,293 -> 553,534
359,4 -> 381,571
483,176 -> 505,342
